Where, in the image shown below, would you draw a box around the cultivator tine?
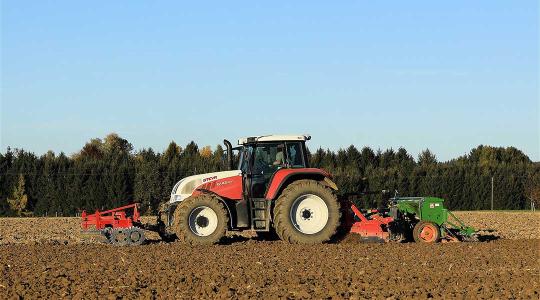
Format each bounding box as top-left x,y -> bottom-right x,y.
441,226 -> 460,243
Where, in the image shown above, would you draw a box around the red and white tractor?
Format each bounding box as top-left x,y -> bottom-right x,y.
159,135 -> 343,244
81,134 -> 481,245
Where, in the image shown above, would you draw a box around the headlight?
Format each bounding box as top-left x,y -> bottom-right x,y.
169,194 -> 184,203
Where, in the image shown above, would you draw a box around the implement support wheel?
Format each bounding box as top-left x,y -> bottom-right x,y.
127,228 -> 146,246
413,221 -> 440,243
110,229 -> 130,246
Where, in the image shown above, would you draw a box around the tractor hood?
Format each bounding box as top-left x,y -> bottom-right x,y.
169,170 -> 242,203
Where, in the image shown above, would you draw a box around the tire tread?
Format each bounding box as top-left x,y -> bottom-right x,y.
173,194 -> 229,245
273,180 -> 341,244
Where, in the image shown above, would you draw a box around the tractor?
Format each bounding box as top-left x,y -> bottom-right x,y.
159,135 -> 343,244
81,134 -> 478,245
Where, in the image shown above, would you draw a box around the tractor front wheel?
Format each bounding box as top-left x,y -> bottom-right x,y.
273,180 -> 341,244
173,194 -> 229,245
413,221 -> 440,243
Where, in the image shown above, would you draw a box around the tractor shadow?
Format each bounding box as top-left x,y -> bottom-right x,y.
146,235 -> 252,245
474,229 -> 500,242
145,239 -> 166,245
476,234 -> 500,242
220,235 -> 251,245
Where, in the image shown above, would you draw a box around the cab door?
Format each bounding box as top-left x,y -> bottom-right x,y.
249,142 -> 286,198
228,145 -> 253,228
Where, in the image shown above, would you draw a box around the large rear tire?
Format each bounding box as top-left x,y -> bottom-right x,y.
273,180 -> 341,244
173,194 -> 229,245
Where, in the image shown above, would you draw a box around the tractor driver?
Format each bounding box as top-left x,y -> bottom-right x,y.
273,144 -> 285,166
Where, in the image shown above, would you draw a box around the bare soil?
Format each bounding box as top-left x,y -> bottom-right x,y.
453,211 -> 540,240
0,212 -> 539,299
1,211 -> 538,245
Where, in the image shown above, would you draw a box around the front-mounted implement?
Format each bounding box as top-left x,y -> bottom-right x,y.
81,203 -> 147,245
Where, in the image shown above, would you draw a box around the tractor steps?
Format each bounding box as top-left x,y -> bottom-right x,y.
250,198 -> 271,231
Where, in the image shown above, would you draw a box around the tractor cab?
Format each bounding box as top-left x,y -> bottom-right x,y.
227,135 -> 311,198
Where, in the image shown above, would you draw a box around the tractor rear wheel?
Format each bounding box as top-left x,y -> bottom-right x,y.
173,194 -> 229,245
273,180 -> 340,244
413,221 -> 440,243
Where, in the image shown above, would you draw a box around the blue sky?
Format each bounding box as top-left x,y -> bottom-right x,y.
1,1 -> 538,161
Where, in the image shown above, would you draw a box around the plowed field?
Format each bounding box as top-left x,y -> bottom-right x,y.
1,212 -> 539,299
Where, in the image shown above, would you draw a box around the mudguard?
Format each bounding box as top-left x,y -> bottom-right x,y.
265,168 -> 336,200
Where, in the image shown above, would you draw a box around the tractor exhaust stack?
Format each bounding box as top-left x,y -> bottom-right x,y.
223,139 -> 234,170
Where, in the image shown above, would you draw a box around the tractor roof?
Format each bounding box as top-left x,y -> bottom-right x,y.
238,135 -> 311,145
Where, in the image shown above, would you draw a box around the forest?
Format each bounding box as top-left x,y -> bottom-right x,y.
1,133 -> 538,216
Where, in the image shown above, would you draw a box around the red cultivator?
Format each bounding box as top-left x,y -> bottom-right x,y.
81,203 -> 146,245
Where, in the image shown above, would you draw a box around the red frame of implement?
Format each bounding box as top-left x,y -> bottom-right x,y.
81,203 -> 140,230
349,204 -> 394,240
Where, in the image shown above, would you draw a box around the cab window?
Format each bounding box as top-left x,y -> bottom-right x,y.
252,143 -> 286,175
239,146 -> 253,173
286,142 -> 306,168
250,143 -> 285,198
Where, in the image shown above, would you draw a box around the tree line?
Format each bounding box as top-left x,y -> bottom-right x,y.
1,133 -> 538,216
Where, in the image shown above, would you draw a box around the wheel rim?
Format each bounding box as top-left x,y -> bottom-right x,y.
102,227 -> 112,239
419,224 -> 438,242
188,206 -> 219,237
290,194 -> 329,235
114,230 -> 128,243
129,230 -> 142,243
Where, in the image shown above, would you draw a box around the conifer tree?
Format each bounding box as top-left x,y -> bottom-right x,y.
7,174 -> 30,216
0,134 -> 537,215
